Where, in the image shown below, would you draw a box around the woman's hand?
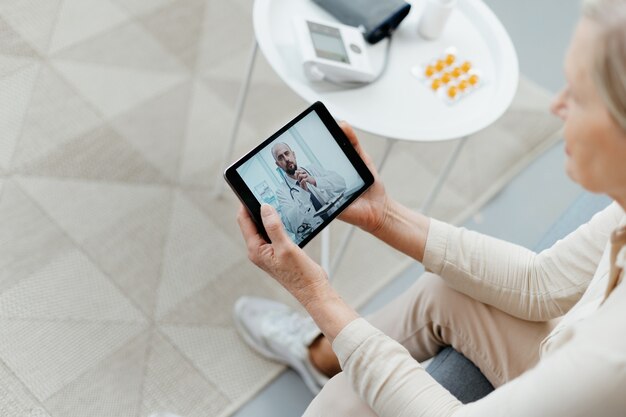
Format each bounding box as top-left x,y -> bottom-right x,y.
337,122 -> 431,263
237,204 -> 329,305
237,203 -> 360,342
337,122 -> 390,234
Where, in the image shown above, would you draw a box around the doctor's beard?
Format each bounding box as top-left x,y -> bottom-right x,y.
286,162 -> 297,176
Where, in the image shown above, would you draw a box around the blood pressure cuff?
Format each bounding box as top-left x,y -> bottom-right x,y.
312,0 -> 411,44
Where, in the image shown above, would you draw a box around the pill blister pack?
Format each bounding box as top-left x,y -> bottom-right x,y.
411,47 -> 484,105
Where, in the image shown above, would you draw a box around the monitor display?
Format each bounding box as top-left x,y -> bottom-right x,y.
307,21 -> 350,64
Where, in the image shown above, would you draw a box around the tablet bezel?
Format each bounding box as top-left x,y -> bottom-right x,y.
223,101 -> 374,248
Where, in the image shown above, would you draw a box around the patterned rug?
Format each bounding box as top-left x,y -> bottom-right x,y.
0,0 -> 562,416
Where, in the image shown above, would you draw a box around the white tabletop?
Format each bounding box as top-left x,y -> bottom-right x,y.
253,0 -> 518,142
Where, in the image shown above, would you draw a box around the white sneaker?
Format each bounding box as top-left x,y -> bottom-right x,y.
233,296 -> 329,394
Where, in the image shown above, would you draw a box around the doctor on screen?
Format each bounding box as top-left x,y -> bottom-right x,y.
271,142 -> 346,241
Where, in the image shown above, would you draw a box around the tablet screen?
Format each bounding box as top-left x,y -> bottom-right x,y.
235,110 -> 366,245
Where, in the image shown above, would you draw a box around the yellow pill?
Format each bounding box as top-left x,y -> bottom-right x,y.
435,60 -> 445,71
425,65 -> 435,77
461,61 -> 472,73
445,54 -> 456,65
441,72 -> 452,84
468,74 -> 479,85
451,67 -> 462,78
431,79 -> 442,90
458,80 -> 469,91
447,86 -> 458,99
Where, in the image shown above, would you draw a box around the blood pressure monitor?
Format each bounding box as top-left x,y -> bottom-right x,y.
294,18 -> 376,84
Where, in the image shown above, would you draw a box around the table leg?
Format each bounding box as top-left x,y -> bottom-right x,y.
213,38 -> 259,197
328,137 -> 396,279
419,136 -> 467,215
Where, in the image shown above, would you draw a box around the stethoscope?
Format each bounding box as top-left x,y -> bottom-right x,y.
281,167 -> 313,201
279,167 -> 316,237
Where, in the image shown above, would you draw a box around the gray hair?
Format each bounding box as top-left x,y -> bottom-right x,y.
582,0 -> 626,132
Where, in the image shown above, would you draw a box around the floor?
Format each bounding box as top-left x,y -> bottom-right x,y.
233,0 -> 582,415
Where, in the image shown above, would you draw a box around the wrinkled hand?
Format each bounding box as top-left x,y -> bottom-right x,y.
337,122 -> 390,234
237,204 -> 328,302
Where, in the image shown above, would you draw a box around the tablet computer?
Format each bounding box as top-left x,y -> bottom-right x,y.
223,101 -> 374,248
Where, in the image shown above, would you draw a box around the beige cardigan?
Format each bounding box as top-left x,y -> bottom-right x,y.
333,202 -> 626,417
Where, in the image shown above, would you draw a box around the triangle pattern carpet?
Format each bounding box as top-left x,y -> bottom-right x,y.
0,0 -> 562,416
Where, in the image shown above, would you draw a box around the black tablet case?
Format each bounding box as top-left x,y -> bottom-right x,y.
312,0 -> 411,44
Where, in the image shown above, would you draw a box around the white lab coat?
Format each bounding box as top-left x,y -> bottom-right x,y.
275,164 -> 346,241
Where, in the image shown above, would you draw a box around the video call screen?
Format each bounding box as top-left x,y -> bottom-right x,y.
236,111 -> 365,245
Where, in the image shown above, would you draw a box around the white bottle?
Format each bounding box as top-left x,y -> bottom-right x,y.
418,0 -> 457,40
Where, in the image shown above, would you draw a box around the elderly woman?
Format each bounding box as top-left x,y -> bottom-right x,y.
234,0 -> 626,415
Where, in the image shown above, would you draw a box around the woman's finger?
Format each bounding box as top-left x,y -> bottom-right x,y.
237,205 -> 265,248
260,204 -> 290,246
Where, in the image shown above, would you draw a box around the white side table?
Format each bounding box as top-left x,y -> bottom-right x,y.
218,0 -> 518,275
